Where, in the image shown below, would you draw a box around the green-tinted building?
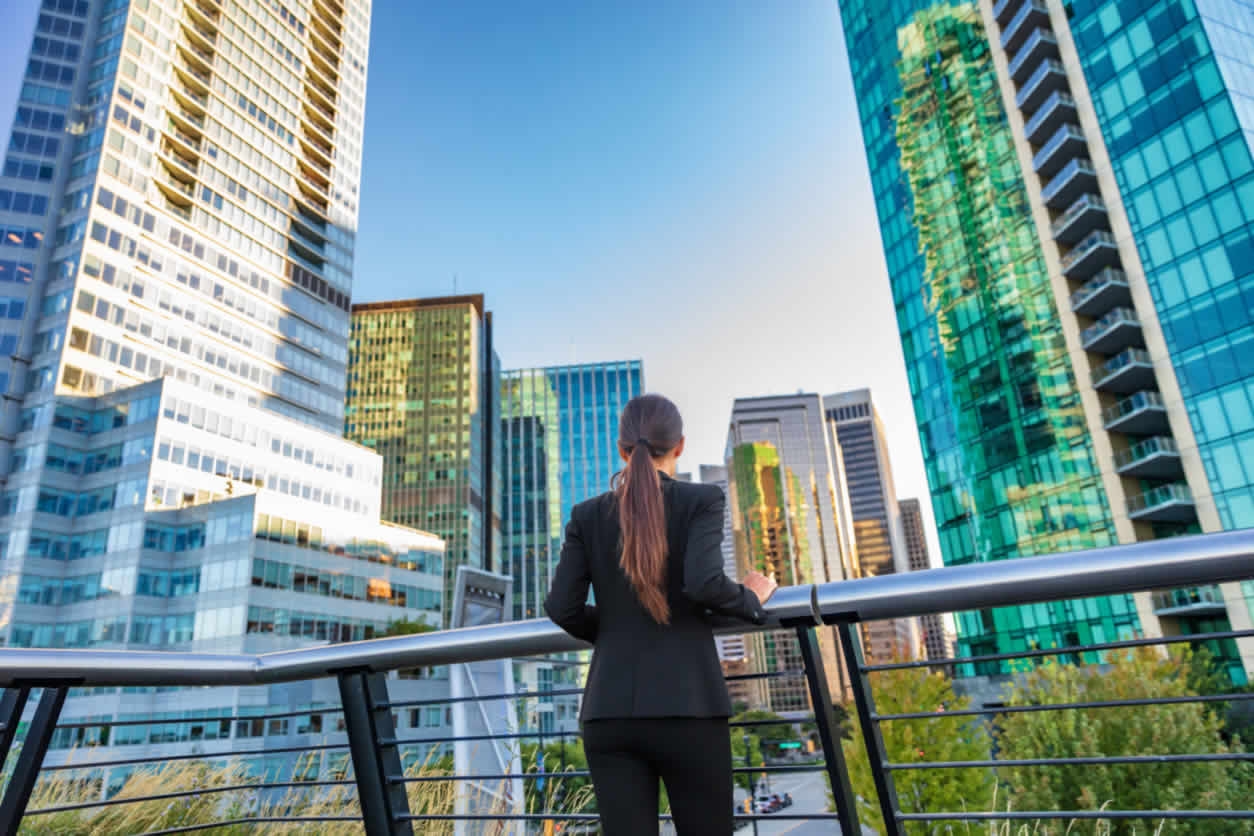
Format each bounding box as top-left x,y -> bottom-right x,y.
345,295 -> 501,623
838,0 -> 1254,680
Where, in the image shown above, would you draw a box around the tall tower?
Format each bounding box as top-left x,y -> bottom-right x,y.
825,389 -> 921,662
837,0 -> 1254,682
899,497 -> 957,663
499,360 -> 643,622
345,295 -> 500,624
726,394 -> 857,709
2,0 -> 366,453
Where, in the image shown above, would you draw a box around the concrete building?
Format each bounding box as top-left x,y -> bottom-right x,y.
899,497 -> 957,663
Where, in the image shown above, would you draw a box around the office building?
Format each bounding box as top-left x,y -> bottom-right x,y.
499,361 -> 643,735
726,394 -> 857,711
826,389 -> 920,662
700,462 -> 763,710
499,361 -> 643,622
837,0 -> 1254,679
2,377 -> 448,786
900,497 -> 957,663
345,295 -> 501,624
2,0 -> 366,447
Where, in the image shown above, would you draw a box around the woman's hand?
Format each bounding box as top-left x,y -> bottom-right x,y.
744,571 -> 778,606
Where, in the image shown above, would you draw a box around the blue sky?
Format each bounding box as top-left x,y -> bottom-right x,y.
0,0 -> 943,562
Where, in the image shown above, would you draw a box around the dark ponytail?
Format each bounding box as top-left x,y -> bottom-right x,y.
614,394 -> 683,624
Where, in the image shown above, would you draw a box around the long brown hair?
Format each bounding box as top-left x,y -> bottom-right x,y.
614,394 -> 683,624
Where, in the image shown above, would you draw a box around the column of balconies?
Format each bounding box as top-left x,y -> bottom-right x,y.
998,0 -> 1194,525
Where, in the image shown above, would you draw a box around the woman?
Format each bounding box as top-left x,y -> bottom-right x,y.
545,393 -> 778,835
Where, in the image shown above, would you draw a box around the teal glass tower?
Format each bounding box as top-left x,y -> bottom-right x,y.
499,360 -> 644,622
837,0 -> 1254,680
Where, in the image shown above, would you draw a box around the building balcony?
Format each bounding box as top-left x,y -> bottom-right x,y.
1103,391 -> 1169,434
1115,436 -> 1182,479
1025,91 -> 1077,144
164,122 -> 202,154
1093,348 -> 1155,393
168,105 -> 205,135
1042,158 -> 1097,208
1152,585 -> 1228,617
1071,267 -> 1130,316
1053,194 -> 1108,245
177,40 -> 215,73
1001,0 -> 1051,53
155,174 -> 195,207
1081,306 -> 1143,354
181,15 -> 217,51
1127,482 -> 1195,523
994,0 -> 1025,24
289,222 -> 327,256
1034,123 -> 1087,177
171,84 -> 209,117
1062,229 -> 1119,279
1016,58 -> 1068,113
158,143 -> 200,179
173,56 -> 212,92
1008,28 -> 1059,82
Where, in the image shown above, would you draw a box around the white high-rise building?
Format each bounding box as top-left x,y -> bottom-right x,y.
2,0 -> 367,445
0,0 -> 462,788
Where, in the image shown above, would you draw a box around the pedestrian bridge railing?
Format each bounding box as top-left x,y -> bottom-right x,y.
0,530 -> 1250,834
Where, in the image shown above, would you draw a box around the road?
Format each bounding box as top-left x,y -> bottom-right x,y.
659,765 -> 875,836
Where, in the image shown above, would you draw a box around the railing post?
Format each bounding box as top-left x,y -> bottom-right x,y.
792,624 -> 861,836
337,670 -> 414,836
0,685 -> 66,835
835,620 -> 903,836
0,688 -> 31,772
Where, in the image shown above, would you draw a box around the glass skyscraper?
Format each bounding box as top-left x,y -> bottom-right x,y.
498,361 -> 643,737
838,0 -> 1254,680
498,360 -> 642,622
344,295 -> 501,625
726,394 -> 857,709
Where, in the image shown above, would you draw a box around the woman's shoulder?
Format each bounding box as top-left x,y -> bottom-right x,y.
570,490 -> 617,524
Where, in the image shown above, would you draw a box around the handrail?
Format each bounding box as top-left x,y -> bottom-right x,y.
0,530 -> 1251,688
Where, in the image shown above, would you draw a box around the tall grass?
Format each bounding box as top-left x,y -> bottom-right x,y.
14,744 -> 595,835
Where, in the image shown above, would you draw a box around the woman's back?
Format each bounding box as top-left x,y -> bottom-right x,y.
545,473 -> 767,719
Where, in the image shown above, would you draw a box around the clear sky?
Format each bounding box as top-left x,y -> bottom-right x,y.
0,0 -> 944,565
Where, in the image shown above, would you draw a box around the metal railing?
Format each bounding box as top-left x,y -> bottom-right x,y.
0,531 -> 1249,834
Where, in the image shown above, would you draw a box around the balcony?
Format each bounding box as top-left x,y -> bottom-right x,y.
1104,390 -> 1169,434
1053,194 -> 1108,245
1042,158 -> 1098,208
1034,123 -> 1087,177
1016,58 -> 1068,113
1025,91 -> 1077,144
289,223 -> 327,257
1071,267 -> 1129,316
173,56 -> 212,92
158,143 -> 200,179
1081,306 -> 1143,354
1152,585 -> 1228,617
1093,347 -> 1155,393
168,105 -> 205,134
1128,482 -> 1196,522
1001,0 -> 1050,52
1008,29 -> 1059,82
994,0 -> 1025,24
1062,229 -> 1119,279
164,122 -> 202,154
1115,435 -> 1182,478
181,15 -> 217,51
155,174 -> 195,207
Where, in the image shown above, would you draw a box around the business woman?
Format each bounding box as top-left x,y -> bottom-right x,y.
544,393 -> 778,835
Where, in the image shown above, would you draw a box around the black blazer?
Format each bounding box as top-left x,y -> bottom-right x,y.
544,473 -> 768,721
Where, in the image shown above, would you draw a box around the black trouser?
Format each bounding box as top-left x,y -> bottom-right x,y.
582,716 -> 733,835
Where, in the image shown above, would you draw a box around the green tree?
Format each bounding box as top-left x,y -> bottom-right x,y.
833,665 -> 995,834
733,709 -> 801,758
383,618 -> 438,636
730,729 -> 766,793
997,647 -> 1254,835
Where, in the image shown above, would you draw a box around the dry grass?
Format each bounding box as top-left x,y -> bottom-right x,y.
14,745 -> 595,836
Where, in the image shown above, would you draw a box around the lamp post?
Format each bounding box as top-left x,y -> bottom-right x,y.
742,733 -> 759,836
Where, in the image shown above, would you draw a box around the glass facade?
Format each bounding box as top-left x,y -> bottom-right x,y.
837,0 -> 1143,670
726,394 -> 855,707
344,296 -> 501,624
1067,0 -> 1254,532
498,361 -> 643,622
